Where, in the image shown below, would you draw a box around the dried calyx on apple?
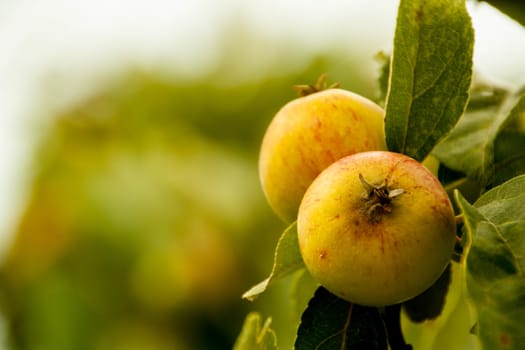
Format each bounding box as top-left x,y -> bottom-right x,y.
359,173 -> 405,223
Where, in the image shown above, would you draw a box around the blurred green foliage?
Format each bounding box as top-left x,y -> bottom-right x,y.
0,44 -> 377,349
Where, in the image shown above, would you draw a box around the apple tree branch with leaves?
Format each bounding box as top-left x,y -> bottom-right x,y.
235,0 -> 525,349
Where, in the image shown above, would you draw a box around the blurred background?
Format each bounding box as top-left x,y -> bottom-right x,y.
0,1 -> 523,349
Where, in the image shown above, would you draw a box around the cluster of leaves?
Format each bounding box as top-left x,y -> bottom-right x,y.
236,0 -> 525,349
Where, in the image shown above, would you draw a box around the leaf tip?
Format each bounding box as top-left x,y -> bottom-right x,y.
241,279 -> 270,301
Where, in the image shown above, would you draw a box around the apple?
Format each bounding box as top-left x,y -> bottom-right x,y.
297,151 -> 456,306
259,88 -> 387,223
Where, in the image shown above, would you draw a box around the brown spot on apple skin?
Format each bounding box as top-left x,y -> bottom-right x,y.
319,250 -> 328,259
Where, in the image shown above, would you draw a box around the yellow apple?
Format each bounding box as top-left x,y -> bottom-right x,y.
297,151 -> 456,306
259,89 -> 386,223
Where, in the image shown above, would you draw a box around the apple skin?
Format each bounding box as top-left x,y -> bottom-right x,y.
259,89 -> 386,223
297,151 -> 456,307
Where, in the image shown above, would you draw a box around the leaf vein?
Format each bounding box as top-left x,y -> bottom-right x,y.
481,219 -> 524,278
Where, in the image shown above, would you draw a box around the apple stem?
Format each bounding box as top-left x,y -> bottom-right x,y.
383,304 -> 413,350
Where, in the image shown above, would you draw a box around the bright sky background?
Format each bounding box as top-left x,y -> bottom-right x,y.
0,0 -> 524,261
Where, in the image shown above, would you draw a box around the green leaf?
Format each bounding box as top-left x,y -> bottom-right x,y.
295,287 -> 387,350
432,106 -> 499,181
242,222 -> 304,301
492,93 -> 525,186
433,91 -> 525,184
385,0 -> 474,161
233,312 -> 278,350
455,176 -> 525,350
493,131 -> 525,187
